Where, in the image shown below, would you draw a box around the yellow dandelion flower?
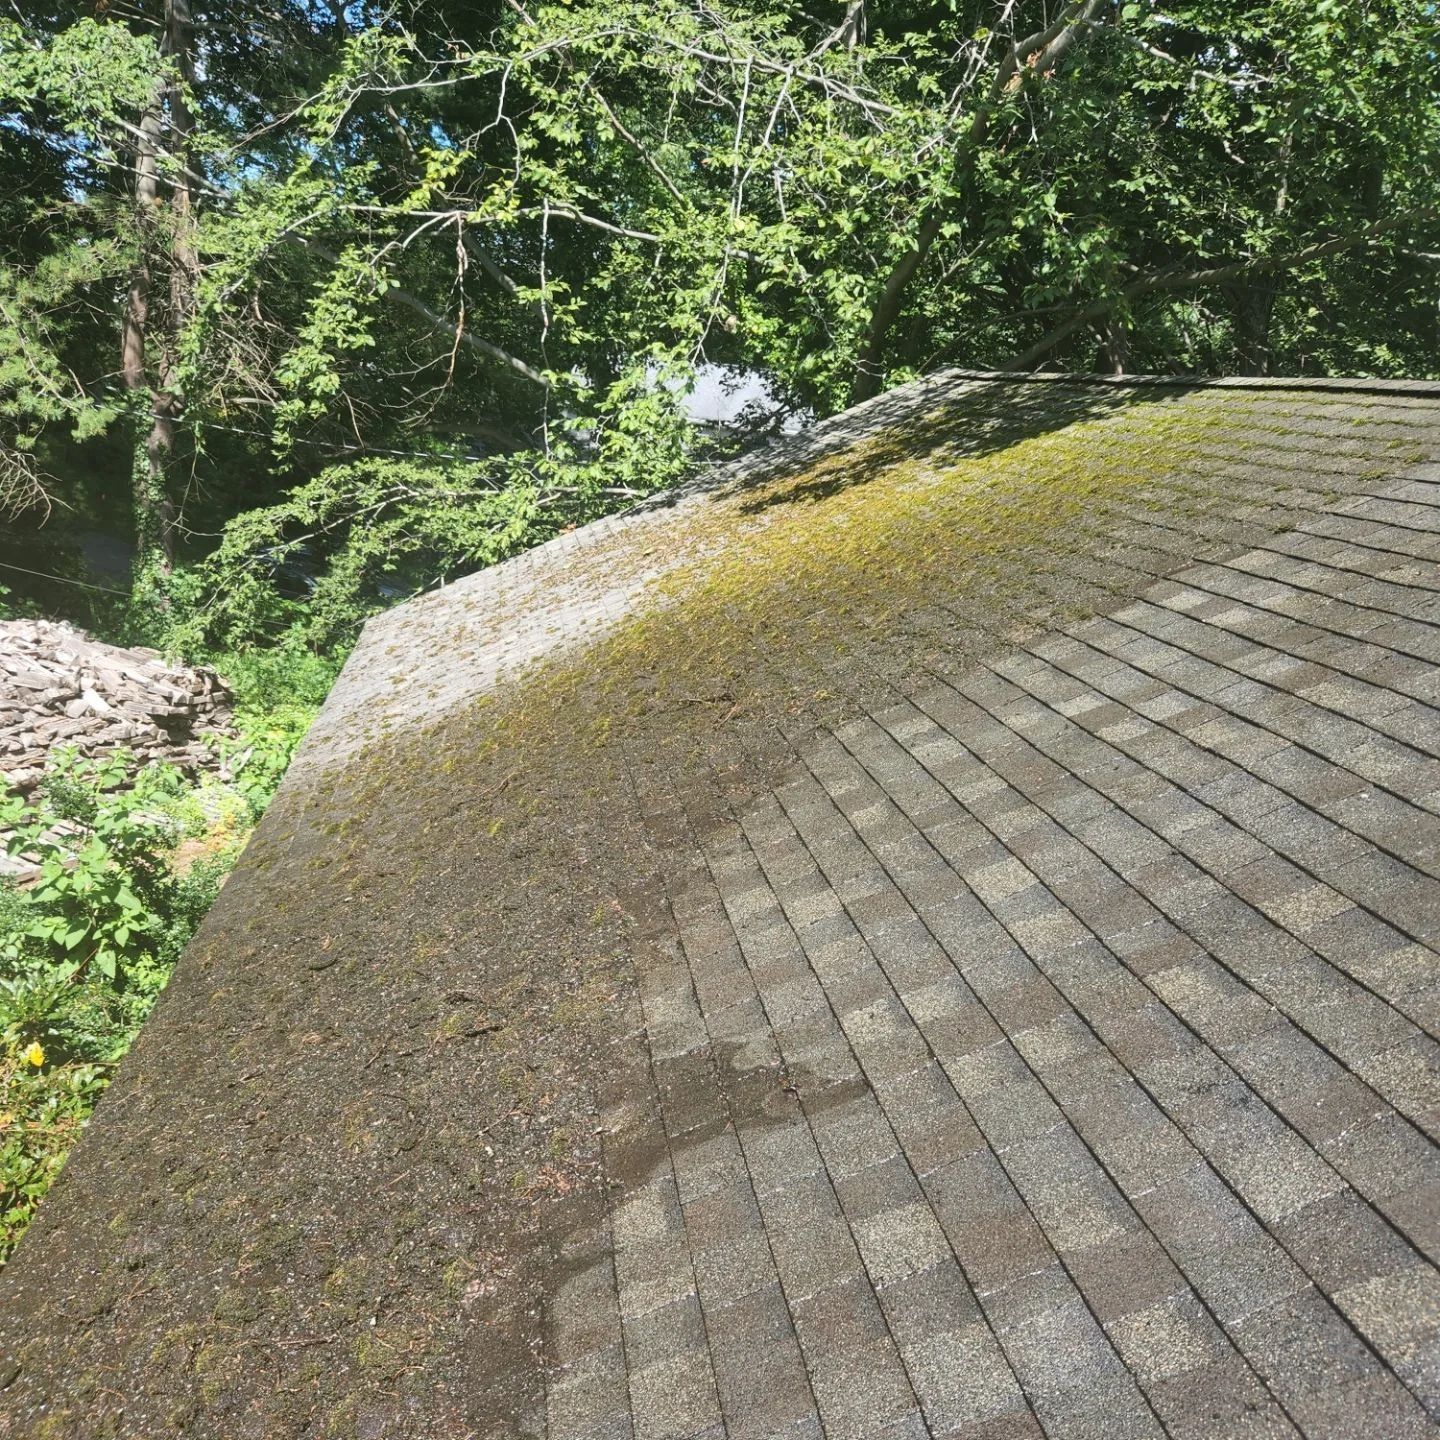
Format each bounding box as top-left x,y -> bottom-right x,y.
23,1042 -> 44,1068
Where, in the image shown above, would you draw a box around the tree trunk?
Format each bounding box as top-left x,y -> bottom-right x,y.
120,0 -> 197,575
1096,314 -> 1129,375
851,213 -> 942,404
1228,279 -> 1277,376
122,71 -> 166,566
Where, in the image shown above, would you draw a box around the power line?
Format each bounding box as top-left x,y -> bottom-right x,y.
0,561 -> 130,596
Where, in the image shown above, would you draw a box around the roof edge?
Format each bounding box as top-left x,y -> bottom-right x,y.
306,361 -> 1440,753
941,367 -> 1440,398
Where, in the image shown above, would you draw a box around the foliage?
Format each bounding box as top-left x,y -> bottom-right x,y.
210,649 -> 332,816
0,1040 -> 107,1261
0,700 -> 313,1262
0,586 -> 29,623
3,0 -> 1435,617
2,753 -> 213,985
169,357 -> 703,652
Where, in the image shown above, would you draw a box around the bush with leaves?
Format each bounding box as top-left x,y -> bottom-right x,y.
2,752 -> 233,986
0,699 -> 314,1262
150,360 -> 707,655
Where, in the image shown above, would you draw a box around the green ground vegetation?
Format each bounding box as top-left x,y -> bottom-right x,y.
0,627 -> 328,1262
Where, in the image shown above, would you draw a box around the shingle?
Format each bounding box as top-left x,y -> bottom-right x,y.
550,1246 -> 623,1369
1351,1034 -> 1440,1125
548,1343 -> 634,1440
998,1293 -> 1132,1399
901,1320 -> 1031,1435
738,1112 -> 825,1195
1284,1372 -> 1436,1440
671,1124 -> 749,1205
808,1091 -> 902,1178
1276,1190 -> 1427,1298
628,1345 -> 722,1440
614,1234 -> 698,1320
1146,1361 -> 1294,1439
755,1170 -> 863,1300
703,1282 -> 817,1440
792,1276 -> 919,1437
1108,1291 -> 1229,1384
1230,1286 -> 1381,1404
17,377 -> 1440,1440
925,1150 -> 1056,1295
1335,1264 -> 1440,1408
856,1202 -> 954,1288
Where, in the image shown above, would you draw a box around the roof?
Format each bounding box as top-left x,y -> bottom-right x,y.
4,371 -> 1440,1439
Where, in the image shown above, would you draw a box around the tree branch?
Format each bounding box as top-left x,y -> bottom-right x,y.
588,87 -> 687,207
1006,214 -> 1428,370
987,0 -> 1112,109
850,0 -> 1115,403
292,237 -> 550,389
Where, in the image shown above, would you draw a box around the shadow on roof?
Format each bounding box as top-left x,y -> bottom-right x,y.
728,377 -> 1195,515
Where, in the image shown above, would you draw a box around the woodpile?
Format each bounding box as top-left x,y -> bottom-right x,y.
0,620 -> 234,797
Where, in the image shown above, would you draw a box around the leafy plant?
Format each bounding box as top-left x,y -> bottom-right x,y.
0,1041 -> 107,1259
4,752 -> 193,985
0,680 -> 317,1262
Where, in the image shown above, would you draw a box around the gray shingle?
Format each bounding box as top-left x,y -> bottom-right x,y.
12,376 -> 1440,1439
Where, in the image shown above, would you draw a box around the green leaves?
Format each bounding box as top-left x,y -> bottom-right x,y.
179,350 -> 702,654
0,698 -> 311,1258
0,17 -> 160,135
6,0 -> 1440,583
0,1036 -> 108,1262
6,758 -> 175,987
272,246 -> 393,454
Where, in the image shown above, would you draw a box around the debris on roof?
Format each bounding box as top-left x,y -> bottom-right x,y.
2,372 -> 1439,1439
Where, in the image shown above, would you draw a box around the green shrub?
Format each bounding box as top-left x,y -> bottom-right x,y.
0,697 -> 315,1262
1,751 -> 227,985
0,1041 -> 107,1259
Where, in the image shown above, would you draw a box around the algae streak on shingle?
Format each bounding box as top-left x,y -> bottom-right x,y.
343,378 -> 1434,857
210,379 -> 1430,1432
10,377 -> 1439,1438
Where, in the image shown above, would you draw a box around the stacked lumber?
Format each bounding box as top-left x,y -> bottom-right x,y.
0,619 -> 234,797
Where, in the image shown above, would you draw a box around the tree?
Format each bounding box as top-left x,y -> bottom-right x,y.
0,2 -> 398,560
1,0 -> 1437,630
843,0 -> 1440,392
121,0 -> 197,569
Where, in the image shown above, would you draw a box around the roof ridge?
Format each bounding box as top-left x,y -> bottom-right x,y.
361,367 -> 1440,642
941,367 -> 1440,398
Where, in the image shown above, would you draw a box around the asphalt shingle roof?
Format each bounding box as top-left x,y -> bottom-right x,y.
3,372 -> 1439,1439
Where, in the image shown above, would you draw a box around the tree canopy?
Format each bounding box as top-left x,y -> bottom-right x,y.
2,0 -> 1438,638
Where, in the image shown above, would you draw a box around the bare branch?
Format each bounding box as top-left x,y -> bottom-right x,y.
1095,22 -> 1271,89
588,88 -> 687,207
0,448 -> 52,521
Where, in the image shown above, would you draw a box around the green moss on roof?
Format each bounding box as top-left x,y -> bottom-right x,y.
3,375 -> 1438,1434
454,385 -> 1424,794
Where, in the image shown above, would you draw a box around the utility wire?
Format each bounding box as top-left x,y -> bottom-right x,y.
0,561 -> 131,596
